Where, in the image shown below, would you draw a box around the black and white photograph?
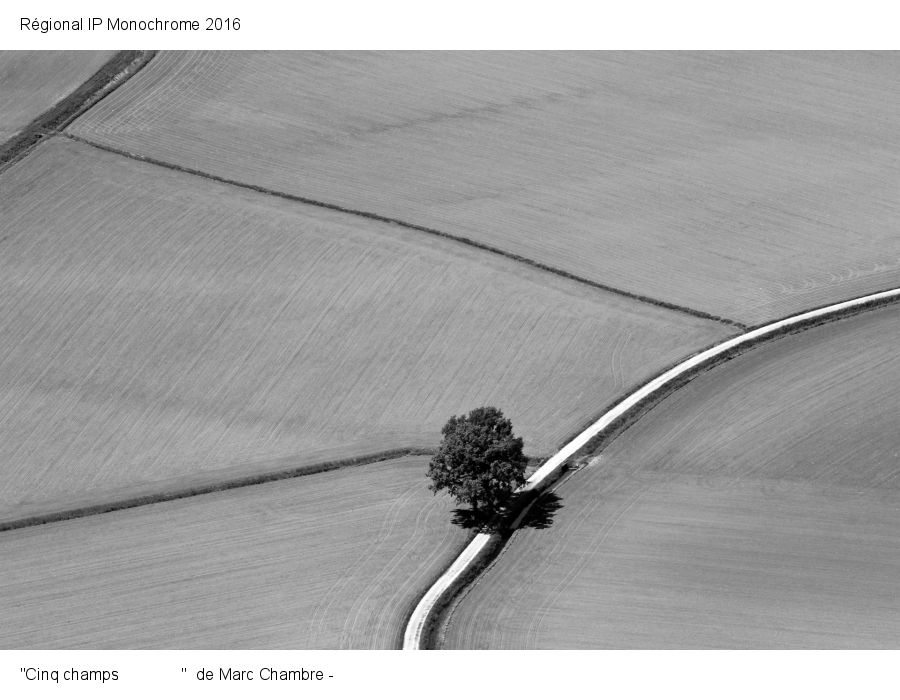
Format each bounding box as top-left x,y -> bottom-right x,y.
2,5 -> 900,696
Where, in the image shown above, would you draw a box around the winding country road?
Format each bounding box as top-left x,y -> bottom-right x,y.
403,284 -> 900,649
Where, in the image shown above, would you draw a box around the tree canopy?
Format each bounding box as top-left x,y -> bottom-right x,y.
427,406 -> 527,520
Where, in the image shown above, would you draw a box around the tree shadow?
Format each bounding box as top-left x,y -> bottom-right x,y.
450,491 -> 564,531
518,491 -> 563,530
450,507 -> 493,530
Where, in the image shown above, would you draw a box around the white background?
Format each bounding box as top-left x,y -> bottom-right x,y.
2,2 -> 900,698
3,649 -> 900,699
1,0 -> 899,49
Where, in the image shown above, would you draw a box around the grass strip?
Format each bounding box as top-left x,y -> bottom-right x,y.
416,288 -> 900,648
0,447 -> 436,533
572,290 -> 900,460
0,50 -> 156,173
64,131 -> 746,331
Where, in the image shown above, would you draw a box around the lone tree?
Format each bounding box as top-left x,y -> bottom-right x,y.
427,406 -> 527,520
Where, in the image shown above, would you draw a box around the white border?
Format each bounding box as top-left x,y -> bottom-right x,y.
2,1 -> 900,49
3,21 -> 900,699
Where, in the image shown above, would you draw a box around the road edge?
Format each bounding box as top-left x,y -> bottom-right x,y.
402,284 -> 900,649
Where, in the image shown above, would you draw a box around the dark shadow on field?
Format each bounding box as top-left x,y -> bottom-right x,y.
450,491 -> 563,531
519,491 -> 563,530
450,507 -> 493,530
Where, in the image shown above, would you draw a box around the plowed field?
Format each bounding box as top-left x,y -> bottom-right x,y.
0,456 -> 468,648
70,51 -> 900,324
443,304 -> 900,648
0,137 -> 726,521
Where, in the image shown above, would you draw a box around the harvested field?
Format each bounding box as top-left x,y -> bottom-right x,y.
0,51 -> 113,142
70,51 -> 900,324
0,456 -> 469,648
0,136 -> 727,522
443,304 -> 900,648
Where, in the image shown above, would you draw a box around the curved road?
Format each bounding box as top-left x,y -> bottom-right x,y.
403,285 -> 900,649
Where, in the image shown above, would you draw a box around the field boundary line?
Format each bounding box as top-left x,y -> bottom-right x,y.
60,132 -> 746,331
402,285 -> 900,650
0,51 -> 156,175
0,447 -> 435,533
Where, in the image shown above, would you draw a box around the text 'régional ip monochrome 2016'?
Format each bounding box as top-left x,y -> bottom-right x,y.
19,17 -> 240,32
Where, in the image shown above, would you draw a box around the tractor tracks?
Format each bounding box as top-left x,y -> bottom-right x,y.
402,285 -> 900,649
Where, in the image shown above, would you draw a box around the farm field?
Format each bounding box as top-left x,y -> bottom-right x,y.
0,136 -> 728,522
0,51 -> 113,142
69,51 -> 900,324
0,456 -> 470,648
443,304 -> 900,648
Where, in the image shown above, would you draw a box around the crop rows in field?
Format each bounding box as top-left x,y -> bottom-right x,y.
12,50 -> 896,652
443,304 -> 900,648
0,456 -> 469,648
0,136 -> 727,522
70,51 -> 900,325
